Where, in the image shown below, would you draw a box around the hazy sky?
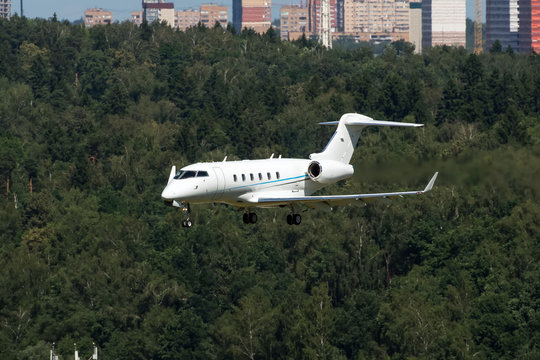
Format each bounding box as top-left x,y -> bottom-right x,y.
17,0 -> 476,22
19,0 -> 208,21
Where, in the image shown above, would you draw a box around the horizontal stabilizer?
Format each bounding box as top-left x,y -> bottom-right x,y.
319,118 -> 423,127
311,113 -> 423,164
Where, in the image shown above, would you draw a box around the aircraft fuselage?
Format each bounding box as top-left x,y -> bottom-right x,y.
161,158 -> 353,208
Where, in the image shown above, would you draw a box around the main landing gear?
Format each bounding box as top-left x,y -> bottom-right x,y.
286,213 -> 302,226
181,203 -> 193,228
243,212 -> 258,224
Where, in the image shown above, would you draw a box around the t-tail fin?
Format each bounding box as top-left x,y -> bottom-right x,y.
309,113 -> 423,164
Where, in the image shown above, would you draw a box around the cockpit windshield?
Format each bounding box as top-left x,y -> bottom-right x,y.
174,170 -> 209,180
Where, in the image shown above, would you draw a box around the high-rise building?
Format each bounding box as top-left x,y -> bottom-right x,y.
343,0 -> 409,41
143,0 -> 175,27
233,0 -> 271,34
422,0 -> 466,48
484,0 -> 540,53
200,4 -> 228,28
486,0 -> 519,52
308,0 -> 337,34
336,0 -> 344,32
0,0 -> 11,19
472,0 -> 540,53
233,0 -> 242,31
131,11 -> 143,25
393,1 -> 409,33
518,1 -> 531,53
516,0 -> 540,53
84,8 -> 113,28
532,0 -> 540,52
409,1 -> 422,53
175,9 -> 200,30
280,6 -> 308,40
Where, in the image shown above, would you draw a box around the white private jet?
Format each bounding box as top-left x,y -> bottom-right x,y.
161,113 -> 438,227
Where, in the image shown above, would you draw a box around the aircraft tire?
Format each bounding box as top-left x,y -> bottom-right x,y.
293,214 -> 301,225
287,214 -> 293,225
249,212 -> 258,224
243,213 -> 250,224
182,220 -> 193,228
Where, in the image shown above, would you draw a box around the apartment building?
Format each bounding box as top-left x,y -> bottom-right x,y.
84,8 -> 113,28
131,11 -> 143,25
0,0 -> 11,19
175,9 -> 200,30
422,0 -> 466,48
280,6 -> 308,40
234,0 -> 271,34
143,0 -> 175,27
343,0 -> 409,42
200,4 -> 228,28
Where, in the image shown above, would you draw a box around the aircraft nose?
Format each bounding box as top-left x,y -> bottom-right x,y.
161,185 -> 175,200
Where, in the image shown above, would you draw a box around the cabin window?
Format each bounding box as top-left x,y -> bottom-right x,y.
267,172 -> 271,180
242,174 -> 246,181
258,173 -> 263,180
197,171 -> 209,177
276,172 -> 280,180
233,174 -> 237,182
250,173 -> 254,181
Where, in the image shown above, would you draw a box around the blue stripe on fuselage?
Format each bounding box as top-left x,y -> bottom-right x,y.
228,174 -> 308,191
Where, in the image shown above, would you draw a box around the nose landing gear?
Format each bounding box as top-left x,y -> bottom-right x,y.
182,219 -> 192,228
181,203 -> 193,228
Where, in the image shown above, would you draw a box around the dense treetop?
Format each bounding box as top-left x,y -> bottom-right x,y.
1,16 -> 539,359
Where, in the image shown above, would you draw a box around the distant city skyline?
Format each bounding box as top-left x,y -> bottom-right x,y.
16,0 -> 477,22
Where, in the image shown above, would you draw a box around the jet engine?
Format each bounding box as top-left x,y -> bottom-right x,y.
307,160 -> 354,184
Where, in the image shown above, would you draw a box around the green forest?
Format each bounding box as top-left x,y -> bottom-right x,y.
1,16 -> 539,359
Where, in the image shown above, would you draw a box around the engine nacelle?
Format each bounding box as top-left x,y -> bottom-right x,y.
307,160 -> 354,184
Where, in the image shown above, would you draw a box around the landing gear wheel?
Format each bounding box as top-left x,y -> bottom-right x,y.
243,212 -> 258,224
287,214 -> 293,225
249,212 -> 258,224
287,213 -> 301,225
182,219 -> 193,228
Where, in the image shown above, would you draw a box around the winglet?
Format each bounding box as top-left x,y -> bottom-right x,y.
423,172 -> 438,192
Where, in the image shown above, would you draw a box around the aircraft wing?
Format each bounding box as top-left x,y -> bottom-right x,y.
257,172 -> 438,208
